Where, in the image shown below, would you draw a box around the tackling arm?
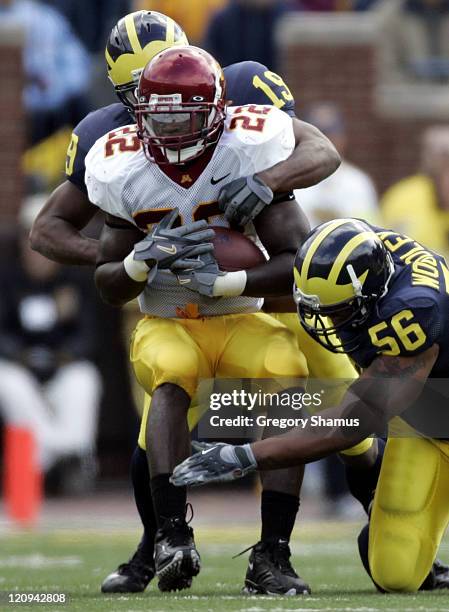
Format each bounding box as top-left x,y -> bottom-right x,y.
218,119 -> 339,228
253,346 -> 439,469
243,198 -> 310,297
29,181 -> 99,265
170,346 -> 439,486
257,118 -> 341,193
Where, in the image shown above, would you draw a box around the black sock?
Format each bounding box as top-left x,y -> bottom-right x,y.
130,446 -> 157,556
261,490 -> 300,543
345,438 -> 386,514
150,473 -> 187,528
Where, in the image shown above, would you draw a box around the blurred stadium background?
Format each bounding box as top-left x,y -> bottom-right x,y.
1,1 -> 449,609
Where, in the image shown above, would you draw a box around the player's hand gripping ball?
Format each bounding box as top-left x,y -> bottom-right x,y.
133,208 -> 215,280
171,227 -> 265,296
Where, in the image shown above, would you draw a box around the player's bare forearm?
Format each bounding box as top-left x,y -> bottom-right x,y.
252,347 -> 439,470
95,262 -> 146,307
244,198 -> 310,296
256,119 -> 341,193
244,252 -> 295,296
30,181 -> 99,265
95,215 -> 147,307
263,295 -> 296,313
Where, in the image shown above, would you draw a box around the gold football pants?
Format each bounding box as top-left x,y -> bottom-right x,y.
369,435 -> 449,592
132,312 -> 308,450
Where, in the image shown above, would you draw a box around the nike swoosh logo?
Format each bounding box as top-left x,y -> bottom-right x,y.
211,173 -> 231,185
157,244 -> 177,255
201,447 -> 216,456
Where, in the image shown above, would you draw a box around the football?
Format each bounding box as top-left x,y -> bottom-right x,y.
211,226 -> 266,272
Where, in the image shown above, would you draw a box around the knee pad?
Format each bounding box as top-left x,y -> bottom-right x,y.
370,531 -> 423,592
263,331 -> 309,378
134,343 -> 200,398
154,344 -> 199,382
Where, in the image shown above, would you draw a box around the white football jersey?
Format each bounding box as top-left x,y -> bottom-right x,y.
85,105 -> 295,318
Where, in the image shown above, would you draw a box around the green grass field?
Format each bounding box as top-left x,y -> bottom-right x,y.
2,523 -> 449,611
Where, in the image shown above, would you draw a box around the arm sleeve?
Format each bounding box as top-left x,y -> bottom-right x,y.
65,111 -> 104,193
65,105 -> 130,193
224,61 -> 296,117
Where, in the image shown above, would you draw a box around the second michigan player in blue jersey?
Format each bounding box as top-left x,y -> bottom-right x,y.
173,219 -> 449,593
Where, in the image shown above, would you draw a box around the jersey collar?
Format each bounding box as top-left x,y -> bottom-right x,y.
155,141 -> 219,190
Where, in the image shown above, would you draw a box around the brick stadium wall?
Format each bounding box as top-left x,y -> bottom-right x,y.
278,10 -> 449,196
0,26 -> 24,233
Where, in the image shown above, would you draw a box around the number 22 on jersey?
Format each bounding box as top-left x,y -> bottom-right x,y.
104,126 -> 141,157
229,105 -> 271,132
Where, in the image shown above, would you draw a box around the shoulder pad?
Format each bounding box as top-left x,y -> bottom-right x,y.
85,125 -> 142,221
222,105 -> 295,175
224,105 -> 293,145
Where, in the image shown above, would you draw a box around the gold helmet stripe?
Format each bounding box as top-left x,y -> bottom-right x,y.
328,232 -> 375,284
125,13 -> 142,55
105,47 -> 114,72
301,219 -> 350,281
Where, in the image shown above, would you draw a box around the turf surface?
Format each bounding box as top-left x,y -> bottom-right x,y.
1,523 -> 449,611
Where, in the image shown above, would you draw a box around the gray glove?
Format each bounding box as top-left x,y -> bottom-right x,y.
134,208 -> 215,271
170,441 -> 257,487
218,174 -> 273,226
172,251 -> 222,297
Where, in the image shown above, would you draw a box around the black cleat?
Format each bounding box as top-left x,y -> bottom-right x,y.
154,513 -> 201,592
421,559 -> 449,590
243,539 -> 311,596
101,539 -> 155,593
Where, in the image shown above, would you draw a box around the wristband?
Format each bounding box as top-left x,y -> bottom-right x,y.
212,270 -> 247,297
123,249 -> 150,282
240,443 -> 257,469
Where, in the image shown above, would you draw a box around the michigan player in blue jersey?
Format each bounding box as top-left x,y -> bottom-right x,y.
173,219 -> 449,592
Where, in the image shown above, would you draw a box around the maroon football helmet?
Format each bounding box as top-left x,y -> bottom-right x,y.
135,46 -> 226,165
